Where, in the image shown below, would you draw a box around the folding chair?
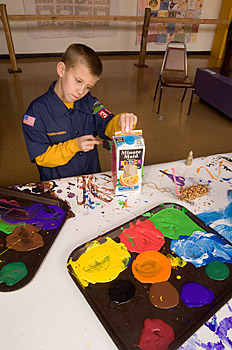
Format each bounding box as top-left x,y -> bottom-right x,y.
153,41 -> 194,115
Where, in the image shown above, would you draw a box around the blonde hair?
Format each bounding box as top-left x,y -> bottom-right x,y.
61,44 -> 103,77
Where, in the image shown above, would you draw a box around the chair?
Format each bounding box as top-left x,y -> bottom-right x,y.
153,41 -> 194,115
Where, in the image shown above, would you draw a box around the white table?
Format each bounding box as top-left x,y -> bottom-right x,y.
1,153 -> 232,350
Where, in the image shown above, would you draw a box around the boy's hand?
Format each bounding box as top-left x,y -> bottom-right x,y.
118,113 -> 137,133
77,135 -> 102,152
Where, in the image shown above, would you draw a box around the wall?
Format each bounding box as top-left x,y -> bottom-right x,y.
0,0 -> 223,55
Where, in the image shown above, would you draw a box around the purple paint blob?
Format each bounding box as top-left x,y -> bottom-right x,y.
180,282 -> 214,307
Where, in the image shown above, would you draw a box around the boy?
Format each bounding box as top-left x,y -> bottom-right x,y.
22,43 -> 137,182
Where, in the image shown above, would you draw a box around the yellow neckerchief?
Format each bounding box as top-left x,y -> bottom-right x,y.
63,101 -> 74,109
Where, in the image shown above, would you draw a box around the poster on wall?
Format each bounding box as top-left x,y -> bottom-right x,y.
23,0 -> 119,39
137,0 -> 204,44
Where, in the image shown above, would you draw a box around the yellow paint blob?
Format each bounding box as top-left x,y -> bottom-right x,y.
67,237 -> 131,287
167,254 -> 187,268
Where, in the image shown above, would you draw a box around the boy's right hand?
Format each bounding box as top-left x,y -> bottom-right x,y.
77,135 -> 102,152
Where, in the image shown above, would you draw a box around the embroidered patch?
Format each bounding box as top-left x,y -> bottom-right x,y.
23,114 -> 36,127
98,109 -> 111,119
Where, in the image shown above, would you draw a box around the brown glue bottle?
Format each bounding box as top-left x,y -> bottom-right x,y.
186,151 -> 193,166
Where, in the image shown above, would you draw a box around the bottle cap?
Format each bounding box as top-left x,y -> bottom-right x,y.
125,136 -> 135,145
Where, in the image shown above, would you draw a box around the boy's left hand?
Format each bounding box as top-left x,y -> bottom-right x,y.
118,113 -> 137,133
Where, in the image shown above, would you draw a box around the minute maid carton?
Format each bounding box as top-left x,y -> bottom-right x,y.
112,130 -> 145,195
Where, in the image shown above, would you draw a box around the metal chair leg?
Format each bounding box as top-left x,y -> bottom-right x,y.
157,85 -> 163,114
181,88 -> 187,103
187,88 -> 195,115
153,78 -> 160,101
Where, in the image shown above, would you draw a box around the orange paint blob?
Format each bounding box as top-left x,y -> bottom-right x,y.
132,251 -> 171,283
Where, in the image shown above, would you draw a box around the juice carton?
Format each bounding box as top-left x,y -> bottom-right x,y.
112,130 -> 145,195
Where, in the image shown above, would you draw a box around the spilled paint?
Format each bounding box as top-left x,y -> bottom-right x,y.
67,237 -> 131,287
149,281 -> 179,309
147,207 -> 205,239
119,219 -> 165,253
197,190 -> 232,243
108,279 -> 135,304
132,251 -> 171,283
138,318 -> 175,350
180,282 -> 214,307
205,261 -> 230,281
0,262 -> 28,286
170,231 -> 232,267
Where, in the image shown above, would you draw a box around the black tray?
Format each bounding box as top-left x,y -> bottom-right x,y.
67,203 -> 232,350
0,186 -> 69,292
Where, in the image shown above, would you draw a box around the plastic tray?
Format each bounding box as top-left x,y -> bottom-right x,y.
0,186 -> 69,292
67,203 -> 232,350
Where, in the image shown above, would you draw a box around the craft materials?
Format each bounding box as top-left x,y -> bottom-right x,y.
179,184 -> 209,201
112,130 -> 145,195
180,282 -> 214,307
159,170 -> 185,187
186,150 -> 193,166
171,168 -> 181,196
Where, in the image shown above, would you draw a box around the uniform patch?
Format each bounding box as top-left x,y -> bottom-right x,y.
23,114 -> 36,127
98,109 -> 110,119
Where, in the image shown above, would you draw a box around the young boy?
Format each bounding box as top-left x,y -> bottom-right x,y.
22,43 -> 138,182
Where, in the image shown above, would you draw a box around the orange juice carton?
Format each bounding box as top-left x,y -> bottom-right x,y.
112,130 -> 145,195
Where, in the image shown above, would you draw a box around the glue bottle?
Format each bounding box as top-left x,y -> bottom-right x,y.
186,150 -> 193,166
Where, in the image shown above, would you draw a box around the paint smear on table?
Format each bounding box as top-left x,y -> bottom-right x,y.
180,282 -> 214,307
170,231 -> 232,267
119,219 -> 165,253
149,281 -> 179,309
132,251 -> 171,283
146,207 -> 205,239
67,237 -> 131,287
138,318 -> 175,350
197,189 -> 232,243
0,261 -> 28,286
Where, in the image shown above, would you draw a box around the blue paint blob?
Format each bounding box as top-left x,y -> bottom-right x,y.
170,231 -> 232,267
180,282 -> 214,307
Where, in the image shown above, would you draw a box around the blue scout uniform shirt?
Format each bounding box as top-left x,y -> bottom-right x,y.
22,81 -> 115,181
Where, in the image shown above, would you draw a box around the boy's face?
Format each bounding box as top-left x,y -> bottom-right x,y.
55,61 -> 100,103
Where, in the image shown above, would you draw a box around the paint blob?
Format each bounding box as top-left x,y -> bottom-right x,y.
109,279 -> 135,304
139,318 -> 175,350
119,219 -> 165,253
67,237 -> 131,287
166,254 -> 187,268
132,251 -> 171,283
149,281 -> 179,309
0,199 -> 66,230
6,224 -> 44,251
170,231 -> 232,267
180,282 -> 214,307
205,261 -> 230,281
148,208 -> 205,239
0,261 -> 28,286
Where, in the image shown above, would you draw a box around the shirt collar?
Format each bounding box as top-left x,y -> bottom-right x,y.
48,82 -> 91,117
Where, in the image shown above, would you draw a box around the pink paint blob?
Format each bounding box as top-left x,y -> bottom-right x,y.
119,219 -> 165,253
139,318 -> 175,350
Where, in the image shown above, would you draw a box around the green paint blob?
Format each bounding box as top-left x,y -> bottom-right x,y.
148,208 -> 205,239
0,262 -> 28,286
0,218 -> 25,234
205,261 -> 230,281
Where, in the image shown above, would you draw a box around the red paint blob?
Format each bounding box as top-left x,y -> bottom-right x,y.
139,318 -> 175,350
119,219 -> 165,253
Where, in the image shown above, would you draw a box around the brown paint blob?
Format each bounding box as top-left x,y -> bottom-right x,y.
149,281 -> 179,309
6,224 -> 44,251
